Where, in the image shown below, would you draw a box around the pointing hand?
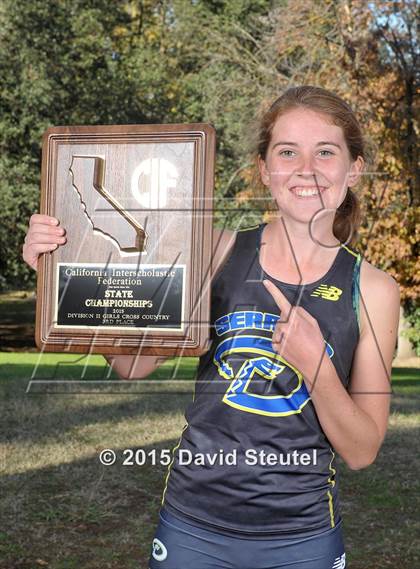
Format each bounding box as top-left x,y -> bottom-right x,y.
263,279 -> 327,382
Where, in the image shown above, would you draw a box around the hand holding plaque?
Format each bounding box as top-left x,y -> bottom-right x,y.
35,123 -> 215,356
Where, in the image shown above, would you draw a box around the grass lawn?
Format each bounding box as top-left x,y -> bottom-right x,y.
1,354 -> 418,569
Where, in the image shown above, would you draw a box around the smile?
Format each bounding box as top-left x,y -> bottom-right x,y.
289,186 -> 327,198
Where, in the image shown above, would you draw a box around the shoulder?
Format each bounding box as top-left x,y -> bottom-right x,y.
211,224 -> 261,281
212,226 -> 236,251
211,227 -> 237,282
358,257 -> 400,336
359,257 -> 400,297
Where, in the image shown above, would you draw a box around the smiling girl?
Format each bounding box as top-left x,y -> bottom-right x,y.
23,85 -> 400,569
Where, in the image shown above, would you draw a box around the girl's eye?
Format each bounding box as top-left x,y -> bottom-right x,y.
319,149 -> 334,156
279,150 -> 295,157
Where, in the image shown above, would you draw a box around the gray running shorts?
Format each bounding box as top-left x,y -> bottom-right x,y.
148,507 -> 346,569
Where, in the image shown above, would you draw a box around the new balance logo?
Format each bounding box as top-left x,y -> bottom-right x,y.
310,284 -> 343,301
332,552 -> 346,568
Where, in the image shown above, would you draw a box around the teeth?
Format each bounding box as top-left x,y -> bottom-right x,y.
297,189 -> 317,196
291,187 -> 325,197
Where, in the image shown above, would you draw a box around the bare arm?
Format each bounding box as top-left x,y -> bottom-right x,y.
301,261 -> 400,469
104,354 -> 169,380
265,259 -> 399,471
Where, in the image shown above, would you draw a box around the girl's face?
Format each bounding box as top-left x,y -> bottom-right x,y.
258,107 -> 364,223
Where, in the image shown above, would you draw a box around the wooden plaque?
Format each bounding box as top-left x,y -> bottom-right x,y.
35,123 -> 215,355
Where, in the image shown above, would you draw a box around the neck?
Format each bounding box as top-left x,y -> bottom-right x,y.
263,214 -> 341,269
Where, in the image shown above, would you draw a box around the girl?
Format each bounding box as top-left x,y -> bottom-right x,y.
23,86 -> 400,569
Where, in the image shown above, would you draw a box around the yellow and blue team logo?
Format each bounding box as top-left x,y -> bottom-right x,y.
213,311 -> 334,417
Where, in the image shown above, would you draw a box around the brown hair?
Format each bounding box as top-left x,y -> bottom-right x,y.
253,85 -> 367,247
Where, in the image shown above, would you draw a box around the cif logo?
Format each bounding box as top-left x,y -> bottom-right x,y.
131,158 -> 178,209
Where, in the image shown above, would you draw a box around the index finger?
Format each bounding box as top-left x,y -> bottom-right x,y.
30,213 -> 59,226
262,279 -> 293,317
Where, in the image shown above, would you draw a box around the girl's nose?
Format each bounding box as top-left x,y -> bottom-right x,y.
296,154 -> 316,177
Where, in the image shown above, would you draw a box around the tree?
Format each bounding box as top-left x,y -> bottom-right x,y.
193,0 -> 419,307
0,0 -> 417,320
0,0 -> 277,288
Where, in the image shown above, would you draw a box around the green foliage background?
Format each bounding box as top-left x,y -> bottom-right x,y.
0,0 -> 274,289
0,1 -> 418,349
402,300 -> 420,356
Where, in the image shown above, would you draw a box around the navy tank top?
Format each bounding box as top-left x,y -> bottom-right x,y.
161,222 -> 362,538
